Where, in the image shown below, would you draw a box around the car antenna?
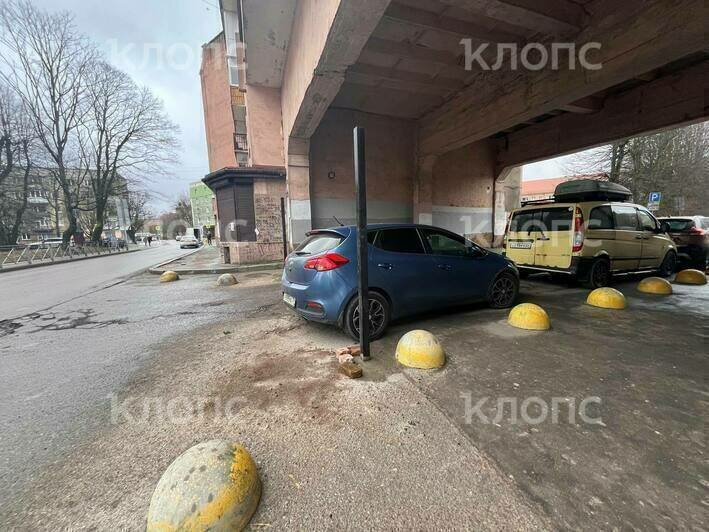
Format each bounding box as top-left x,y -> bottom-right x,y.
332,216 -> 344,226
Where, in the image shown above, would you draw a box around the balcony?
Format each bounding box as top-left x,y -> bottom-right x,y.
234,133 -> 248,152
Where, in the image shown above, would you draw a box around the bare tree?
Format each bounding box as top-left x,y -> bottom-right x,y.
126,188 -> 152,243
0,0 -> 97,243
0,81 -> 35,245
82,61 -> 179,241
174,193 -> 193,227
565,122 -> 709,214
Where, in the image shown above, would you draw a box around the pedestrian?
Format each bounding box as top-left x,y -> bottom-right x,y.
207,230 -> 213,246
147,235 -> 152,247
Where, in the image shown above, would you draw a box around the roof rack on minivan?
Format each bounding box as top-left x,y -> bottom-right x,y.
553,179 -> 632,202
521,198 -> 556,207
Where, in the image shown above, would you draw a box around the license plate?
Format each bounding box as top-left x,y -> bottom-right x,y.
283,292 -> 296,307
509,240 -> 533,249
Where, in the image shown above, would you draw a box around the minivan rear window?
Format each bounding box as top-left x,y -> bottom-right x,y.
510,210 -> 541,232
510,208 -> 572,232
295,232 -> 343,255
541,208 -> 573,231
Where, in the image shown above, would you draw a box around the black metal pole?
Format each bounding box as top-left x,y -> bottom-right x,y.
280,196 -> 288,259
353,127 -> 370,360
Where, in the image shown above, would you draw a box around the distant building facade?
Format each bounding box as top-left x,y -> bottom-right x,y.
2,167 -> 127,243
200,30 -> 286,264
189,181 -> 215,231
520,173 -> 609,203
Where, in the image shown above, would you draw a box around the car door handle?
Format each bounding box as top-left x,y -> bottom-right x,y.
536,236 -> 549,241
377,263 -> 393,270
436,264 -> 452,271
635,235 -> 644,240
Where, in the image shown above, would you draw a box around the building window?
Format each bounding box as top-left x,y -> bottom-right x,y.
227,56 -> 239,86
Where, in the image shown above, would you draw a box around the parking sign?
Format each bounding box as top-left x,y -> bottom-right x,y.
647,191 -> 661,211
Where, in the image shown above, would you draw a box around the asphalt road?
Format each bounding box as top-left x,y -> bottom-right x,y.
0,242 -> 198,504
0,242 -> 192,320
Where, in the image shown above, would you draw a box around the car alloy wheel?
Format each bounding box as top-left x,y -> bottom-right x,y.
352,298 -> 386,338
488,272 -> 519,308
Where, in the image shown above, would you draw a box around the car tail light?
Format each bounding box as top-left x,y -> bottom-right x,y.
572,207 -> 584,252
303,252 -> 349,272
689,226 -> 706,235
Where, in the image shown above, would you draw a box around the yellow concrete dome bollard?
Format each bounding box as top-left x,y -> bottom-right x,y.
586,287 -> 627,309
160,270 -> 179,283
674,269 -> 707,285
395,330 -> 445,369
216,273 -> 238,286
637,276 -> 672,295
507,303 -> 550,330
147,440 -> 261,532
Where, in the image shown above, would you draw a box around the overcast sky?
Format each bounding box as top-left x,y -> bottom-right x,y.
34,0 -> 222,212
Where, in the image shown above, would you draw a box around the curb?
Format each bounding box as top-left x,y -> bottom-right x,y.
148,246 -> 204,274
149,260 -> 283,275
0,247 -> 143,274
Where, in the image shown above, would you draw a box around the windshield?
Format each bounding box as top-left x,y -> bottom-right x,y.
294,232 -> 343,255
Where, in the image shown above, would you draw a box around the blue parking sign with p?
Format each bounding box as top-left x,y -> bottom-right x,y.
649,192 -> 661,203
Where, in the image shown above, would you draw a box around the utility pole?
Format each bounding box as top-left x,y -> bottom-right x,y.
353,127 -> 370,360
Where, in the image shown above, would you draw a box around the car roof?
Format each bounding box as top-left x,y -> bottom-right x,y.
512,201 -> 648,213
312,223 -> 453,235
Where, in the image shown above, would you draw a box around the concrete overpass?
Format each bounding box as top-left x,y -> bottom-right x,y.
221,0 -> 707,247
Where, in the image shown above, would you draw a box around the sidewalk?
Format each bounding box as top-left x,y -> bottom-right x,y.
149,244 -> 282,275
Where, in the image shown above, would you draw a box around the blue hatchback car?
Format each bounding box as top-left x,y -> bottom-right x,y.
281,224 -> 519,340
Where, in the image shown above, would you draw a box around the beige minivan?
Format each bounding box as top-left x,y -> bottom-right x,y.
505,181 -> 676,288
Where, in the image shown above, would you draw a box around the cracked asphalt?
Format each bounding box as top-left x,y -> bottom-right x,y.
0,243 -> 204,503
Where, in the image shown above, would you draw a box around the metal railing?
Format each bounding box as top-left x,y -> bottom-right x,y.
0,242 -> 131,269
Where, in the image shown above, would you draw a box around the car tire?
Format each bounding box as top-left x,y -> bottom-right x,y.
583,257 -> 611,289
658,250 -> 677,277
342,291 -> 390,342
487,271 -> 519,309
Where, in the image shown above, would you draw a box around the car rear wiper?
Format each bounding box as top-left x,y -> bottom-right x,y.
294,251 -> 311,256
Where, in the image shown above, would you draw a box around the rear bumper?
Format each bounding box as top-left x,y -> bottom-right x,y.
518,257 -> 583,276
281,273 -> 347,324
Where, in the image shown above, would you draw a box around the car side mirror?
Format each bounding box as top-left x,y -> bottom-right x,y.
659,222 -> 670,233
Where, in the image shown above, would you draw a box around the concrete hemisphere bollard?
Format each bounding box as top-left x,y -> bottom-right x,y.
507,303 -> 551,330
637,276 -> 673,295
216,273 -> 238,286
674,268 -> 707,285
395,330 -> 446,369
146,440 -> 261,532
586,287 -> 627,309
160,270 -> 179,283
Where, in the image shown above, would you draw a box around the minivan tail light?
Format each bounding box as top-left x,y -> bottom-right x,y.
303,252 -> 349,272
689,226 -> 706,235
572,207 -> 584,252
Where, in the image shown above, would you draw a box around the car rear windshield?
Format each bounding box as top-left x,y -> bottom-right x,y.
664,219 -> 694,232
510,207 -> 572,232
295,232 -> 344,255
